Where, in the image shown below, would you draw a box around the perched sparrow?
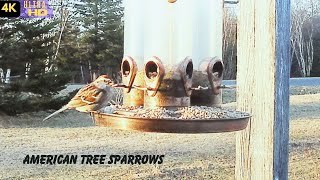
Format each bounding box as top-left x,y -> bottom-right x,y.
43,75 -> 115,121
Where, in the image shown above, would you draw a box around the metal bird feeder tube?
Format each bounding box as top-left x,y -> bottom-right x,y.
121,0 -> 145,106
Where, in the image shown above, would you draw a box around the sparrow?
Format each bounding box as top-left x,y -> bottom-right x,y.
43,75 -> 115,121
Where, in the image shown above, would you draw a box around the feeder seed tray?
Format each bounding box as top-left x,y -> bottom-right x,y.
92,105 -> 250,133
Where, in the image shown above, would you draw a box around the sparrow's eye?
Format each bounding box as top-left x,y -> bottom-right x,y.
104,79 -> 112,84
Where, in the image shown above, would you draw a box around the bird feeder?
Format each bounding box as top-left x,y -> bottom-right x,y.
93,0 -> 250,133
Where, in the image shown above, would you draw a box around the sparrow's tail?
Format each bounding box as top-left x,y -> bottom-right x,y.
43,106 -> 69,121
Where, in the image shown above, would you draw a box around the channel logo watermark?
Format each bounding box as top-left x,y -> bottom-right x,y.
0,0 -> 53,18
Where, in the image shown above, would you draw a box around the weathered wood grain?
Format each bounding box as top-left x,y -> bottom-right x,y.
235,0 -> 290,179
274,0 -> 291,179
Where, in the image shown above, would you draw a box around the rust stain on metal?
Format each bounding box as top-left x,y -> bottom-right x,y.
191,72 -> 221,107
144,75 -> 190,107
122,71 -> 144,107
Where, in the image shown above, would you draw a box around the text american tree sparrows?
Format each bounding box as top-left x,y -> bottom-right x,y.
43,75 -> 115,121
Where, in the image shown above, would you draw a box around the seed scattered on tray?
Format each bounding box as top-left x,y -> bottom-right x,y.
100,105 -> 250,120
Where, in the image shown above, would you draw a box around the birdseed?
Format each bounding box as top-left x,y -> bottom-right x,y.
100,105 -> 250,120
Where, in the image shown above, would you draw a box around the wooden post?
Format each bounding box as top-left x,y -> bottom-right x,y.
236,0 -> 290,179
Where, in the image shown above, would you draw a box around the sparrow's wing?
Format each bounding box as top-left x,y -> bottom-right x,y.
66,84 -> 103,108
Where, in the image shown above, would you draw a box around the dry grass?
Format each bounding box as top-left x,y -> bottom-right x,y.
289,119 -> 320,179
0,90 -> 319,179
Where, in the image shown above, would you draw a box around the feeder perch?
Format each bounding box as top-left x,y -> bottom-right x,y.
144,56 -> 165,97
121,56 -> 137,93
191,57 -> 224,106
179,57 -> 193,97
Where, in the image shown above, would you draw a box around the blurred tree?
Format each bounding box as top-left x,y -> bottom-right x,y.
0,18 -> 71,115
222,6 -> 237,80
76,0 -> 124,81
56,21 -> 85,83
290,0 -> 320,77
14,19 -> 57,78
310,15 -> 320,77
0,18 -> 20,77
0,0 -> 125,114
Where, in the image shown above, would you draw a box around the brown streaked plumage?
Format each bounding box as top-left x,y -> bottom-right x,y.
43,75 -> 115,121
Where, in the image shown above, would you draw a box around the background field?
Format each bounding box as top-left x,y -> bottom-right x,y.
0,87 -> 319,179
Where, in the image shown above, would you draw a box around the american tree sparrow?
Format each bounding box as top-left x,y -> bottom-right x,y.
43,75 -> 115,121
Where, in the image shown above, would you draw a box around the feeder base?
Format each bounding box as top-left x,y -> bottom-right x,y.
92,111 -> 250,133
